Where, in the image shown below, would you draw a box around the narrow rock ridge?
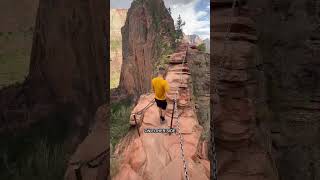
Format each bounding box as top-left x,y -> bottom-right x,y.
113,43 -> 210,180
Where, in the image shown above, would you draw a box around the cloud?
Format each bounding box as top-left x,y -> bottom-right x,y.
110,0 -> 132,8
164,0 -> 195,6
169,0 -> 210,39
110,0 -> 210,39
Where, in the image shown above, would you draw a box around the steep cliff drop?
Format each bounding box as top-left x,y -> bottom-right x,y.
113,43 -> 210,180
119,0 -> 175,97
212,0 -> 278,180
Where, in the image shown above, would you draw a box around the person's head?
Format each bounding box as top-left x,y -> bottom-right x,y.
158,66 -> 166,77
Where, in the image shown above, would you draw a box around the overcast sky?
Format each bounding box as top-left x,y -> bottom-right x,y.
110,0 -> 210,39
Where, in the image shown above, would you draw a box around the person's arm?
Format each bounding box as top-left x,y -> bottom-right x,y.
151,79 -> 155,93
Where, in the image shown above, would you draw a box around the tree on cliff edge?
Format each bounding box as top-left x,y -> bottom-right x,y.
175,14 -> 185,41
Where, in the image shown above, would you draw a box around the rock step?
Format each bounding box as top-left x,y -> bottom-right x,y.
212,16 -> 255,33
213,32 -> 257,43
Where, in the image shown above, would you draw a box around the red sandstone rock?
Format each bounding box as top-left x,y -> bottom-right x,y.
113,44 -> 209,180
119,0 -> 175,97
211,1 -> 278,180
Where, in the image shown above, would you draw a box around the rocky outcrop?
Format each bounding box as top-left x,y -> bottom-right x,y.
119,0 -> 175,97
65,104 -> 109,180
183,34 -> 203,45
0,0 -> 107,162
188,49 -> 210,139
211,0 -> 278,179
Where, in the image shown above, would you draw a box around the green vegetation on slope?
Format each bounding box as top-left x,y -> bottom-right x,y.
0,31 -> 33,88
110,71 -> 121,89
0,105 -> 75,179
0,50 -> 30,88
153,38 -> 174,75
1,140 -> 66,180
196,43 -> 206,52
110,40 -> 121,52
110,39 -> 122,89
110,99 -> 133,150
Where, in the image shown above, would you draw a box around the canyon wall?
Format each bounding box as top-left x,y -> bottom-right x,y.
119,0 -> 175,97
110,9 -> 127,88
247,0 -> 320,179
188,49 -> 210,139
183,34 -> 203,45
212,0 -> 320,179
211,0 -> 278,179
0,0 -> 107,149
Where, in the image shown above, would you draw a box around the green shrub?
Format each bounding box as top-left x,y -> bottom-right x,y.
110,99 -> 133,150
1,139 -> 67,180
197,43 -> 206,52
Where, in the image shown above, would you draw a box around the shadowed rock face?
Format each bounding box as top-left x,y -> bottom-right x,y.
247,0 -> 320,179
211,0 -> 278,179
119,0 -> 175,97
28,0 -> 107,140
0,0 -> 107,152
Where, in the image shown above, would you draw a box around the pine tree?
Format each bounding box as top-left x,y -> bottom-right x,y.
168,7 -> 171,15
175,14 -> 186,41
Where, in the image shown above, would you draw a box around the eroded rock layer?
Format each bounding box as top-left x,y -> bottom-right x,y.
119,0 -> 175,97
211,1 -> 278,179
113,44 -> 209,180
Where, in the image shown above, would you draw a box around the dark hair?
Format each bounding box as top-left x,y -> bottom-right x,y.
158,66 -> 165,75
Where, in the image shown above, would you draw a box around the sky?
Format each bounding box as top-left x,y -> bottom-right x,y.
110,0 -> 210,40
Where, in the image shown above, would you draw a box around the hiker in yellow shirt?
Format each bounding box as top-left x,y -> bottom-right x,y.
152,67 -> 169,123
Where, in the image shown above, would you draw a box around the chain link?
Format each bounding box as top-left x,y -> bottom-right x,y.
174,94 -> 189,180
173,45 -> 189,180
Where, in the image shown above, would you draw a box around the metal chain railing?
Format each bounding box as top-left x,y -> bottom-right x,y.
173,44 -> 189,180
70,149 -> 108,180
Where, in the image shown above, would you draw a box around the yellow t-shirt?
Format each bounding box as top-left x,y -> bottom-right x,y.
152,77 -> 169,100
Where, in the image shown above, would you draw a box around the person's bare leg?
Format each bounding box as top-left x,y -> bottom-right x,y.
161,109 -> 165,119
158,107 -> 162,117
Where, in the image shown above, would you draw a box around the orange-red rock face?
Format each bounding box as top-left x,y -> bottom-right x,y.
113,44 -> 210,180
211,1 -> 278,180
119,0 -> 175,97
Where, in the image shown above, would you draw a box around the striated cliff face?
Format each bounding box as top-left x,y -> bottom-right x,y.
211,1 -> 278,179
110,9 -> 127,88
212,0 -> 320,179
248,0 -> 320,179
119,0 -> 175,97
188,49 -> 210,139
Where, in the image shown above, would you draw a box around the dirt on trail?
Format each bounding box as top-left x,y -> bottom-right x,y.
112,44 -> 210,180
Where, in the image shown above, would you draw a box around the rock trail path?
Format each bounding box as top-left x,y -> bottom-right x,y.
113,43 -> 210,180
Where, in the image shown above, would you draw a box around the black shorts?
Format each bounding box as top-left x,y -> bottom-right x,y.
155,99 -> 167,110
